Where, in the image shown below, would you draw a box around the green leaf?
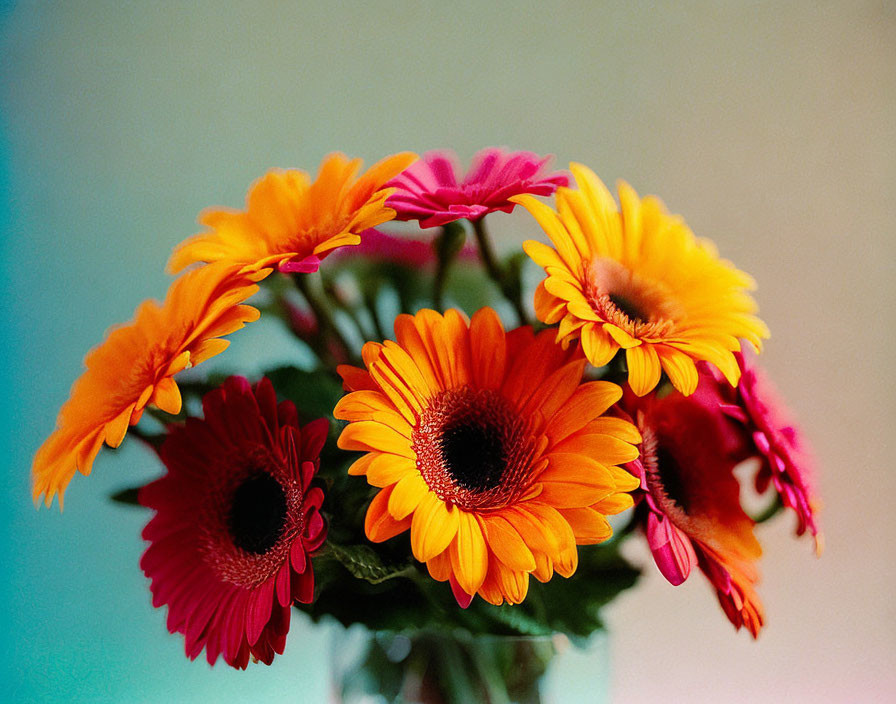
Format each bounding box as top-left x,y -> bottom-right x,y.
263,366 -> 344,423
324,542 -> 416,585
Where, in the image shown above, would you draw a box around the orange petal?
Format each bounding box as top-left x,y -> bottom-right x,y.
560,507 -> 613,544
411,492 -> 459,562
545,381 -> 622,444
479,514 -> 536,572
469,307 -> 506,390
449,511 -> 488,595
387,472 -> 428,520
151,377 -> 183,415
337,421 -> 414,458
365,486 -> 412,543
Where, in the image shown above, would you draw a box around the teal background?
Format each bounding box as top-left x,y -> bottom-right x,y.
2,2 -> 894,701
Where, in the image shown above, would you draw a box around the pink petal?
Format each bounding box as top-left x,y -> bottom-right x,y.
279,255 -> 321,273
449,574 -> 474,609
646,511 -> 696,586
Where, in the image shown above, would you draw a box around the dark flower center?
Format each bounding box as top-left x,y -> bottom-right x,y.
655,447 -> 691,514
608,293 -> 646,324
413,389 -> 536,510
228,473 -> 288,555
441,420 -> 507,492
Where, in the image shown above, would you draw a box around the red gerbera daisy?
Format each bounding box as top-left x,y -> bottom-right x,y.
624,388 -> 765,637
140,376 -> 328,668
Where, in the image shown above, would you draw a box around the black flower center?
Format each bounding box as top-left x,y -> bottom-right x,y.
228,473 -> 288,555
441,420 -> 506,492
655,447 -> 691,514
609,293 -> 646,324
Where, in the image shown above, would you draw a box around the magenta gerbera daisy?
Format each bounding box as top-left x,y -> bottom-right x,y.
702,352 -> 822,552
385,147 -> 569,228
623,388 -> 765,637
139,376 -> 328,669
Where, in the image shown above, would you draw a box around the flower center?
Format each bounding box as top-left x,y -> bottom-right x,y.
584,258 -> 680,338
228,473 -> 288,555
654,446 -> 691,514
413,389 -> 536,510
441,420 -> 506,492
607,293 -> 647,324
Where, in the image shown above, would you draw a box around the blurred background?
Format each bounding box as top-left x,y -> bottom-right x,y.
2,1 -> 894,701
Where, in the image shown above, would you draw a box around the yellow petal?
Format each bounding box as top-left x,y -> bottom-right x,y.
626,344 -> 662,396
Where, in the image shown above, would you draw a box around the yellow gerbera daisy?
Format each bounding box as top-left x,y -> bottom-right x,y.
511,164 -> 769,396
167,151 -> 417,277
334,308 -> 641,606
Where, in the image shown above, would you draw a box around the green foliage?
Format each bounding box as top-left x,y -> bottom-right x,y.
263,365 -> 344,425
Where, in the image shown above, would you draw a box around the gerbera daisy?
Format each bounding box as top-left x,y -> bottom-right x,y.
334,307 -> 640,606
168,151 -> 417,276
624,388 -> 765,637
32,263 -> 262,507
140,376 -> 328,669
512,164 -> 769,396
385,148 -> 569,228
702,352 -> 822,552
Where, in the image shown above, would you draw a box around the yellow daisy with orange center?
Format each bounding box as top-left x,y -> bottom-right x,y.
168,151 -> 417,277
511,164 -> 769,396
334,308 -> 641,606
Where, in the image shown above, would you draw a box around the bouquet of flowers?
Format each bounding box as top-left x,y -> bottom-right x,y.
32,148 -> 821,700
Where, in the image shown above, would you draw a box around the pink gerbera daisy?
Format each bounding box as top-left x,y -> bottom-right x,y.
140,376 -> 328,668
385,148 -> 569,228
623,388 -> 765,637
703,352 -> 822,552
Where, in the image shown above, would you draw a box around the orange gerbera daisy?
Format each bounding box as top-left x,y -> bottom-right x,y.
511,164 -> 769,396
334,308 -> 641,606
167,152 -> 417,277
32,263 -> 262,507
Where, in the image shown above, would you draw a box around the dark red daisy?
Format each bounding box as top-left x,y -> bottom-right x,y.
140,376 -> 327,668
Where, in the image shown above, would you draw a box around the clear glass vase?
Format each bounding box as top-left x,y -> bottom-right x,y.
329,625 -> 609,704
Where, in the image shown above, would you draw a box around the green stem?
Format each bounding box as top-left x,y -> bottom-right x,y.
324,278 -> 373,343
471,217 -> 530,326
294,273 -> 355,365
362,286 -> 388,341
433,221 -> 466,311
752,494 -> 783,524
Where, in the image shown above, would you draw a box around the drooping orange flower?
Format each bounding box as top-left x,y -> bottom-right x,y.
167,152 -> 417,277
334,308 -> 641,606
624,388 -> 765,636
512,164 -> 769,396
32,263 -> 262,507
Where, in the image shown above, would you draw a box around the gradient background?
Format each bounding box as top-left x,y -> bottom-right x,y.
2,2 -> 894,702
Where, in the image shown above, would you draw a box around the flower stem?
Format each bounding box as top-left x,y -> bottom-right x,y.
433,221 -> 467,311
294,273 -> 355,366
471,217 -> 530,326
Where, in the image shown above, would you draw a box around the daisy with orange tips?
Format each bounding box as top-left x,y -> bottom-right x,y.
511,164 -> 769,396
168,151 -> 417,277
32,263 -> 262,507
334,307 -> 641,606
623,388 -> 765,637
